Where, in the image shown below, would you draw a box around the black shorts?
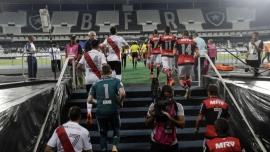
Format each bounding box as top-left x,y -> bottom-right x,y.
108,61 -> 122,75
151,141 -> 178,152
86,84 -> 93,94
142,52 -> 146,58
132,52 -> 138,58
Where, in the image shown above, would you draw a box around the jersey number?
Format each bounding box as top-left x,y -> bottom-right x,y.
103,84 -> 109,99
69,134 -> 80,147
181,44 -> 192,55
214,108 -> 222,119
165,40 -> 172,50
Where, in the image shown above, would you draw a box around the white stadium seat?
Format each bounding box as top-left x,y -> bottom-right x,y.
137,10 -> 161,25
51,11 -> 79,25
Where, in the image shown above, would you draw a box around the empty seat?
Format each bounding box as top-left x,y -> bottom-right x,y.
137,10 -> 160,25
226,7 -> 255,30
184,24 -> 203,31
0,11 -> 27,26
231,22 -> 250,30
176,9 -> 205,32
96,11 -> 119,26
99,25 -> 111,33
53,27 -> 72,34
226,7 -> 256,21
2,26 -> 21,34
142,25 -> 158,32
51,11 -> 79,25
177,9 -> 205,23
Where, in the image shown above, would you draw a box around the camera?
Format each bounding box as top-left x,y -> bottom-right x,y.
151,78 -> 171,122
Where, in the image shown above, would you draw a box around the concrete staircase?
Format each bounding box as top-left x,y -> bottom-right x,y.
67,84 -> 208,152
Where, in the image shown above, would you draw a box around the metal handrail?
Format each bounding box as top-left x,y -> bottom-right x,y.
205,53 -> 267,152
32,56 -> 75,152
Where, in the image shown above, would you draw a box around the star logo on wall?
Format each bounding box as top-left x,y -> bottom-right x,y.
29,15 -> 42,30
211,14 -> 220,21
206,11 -> 225,27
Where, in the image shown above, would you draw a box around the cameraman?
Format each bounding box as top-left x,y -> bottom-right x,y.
145,85 -> 185,152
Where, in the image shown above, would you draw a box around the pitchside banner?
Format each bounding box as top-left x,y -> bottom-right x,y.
201,8 -> 232,30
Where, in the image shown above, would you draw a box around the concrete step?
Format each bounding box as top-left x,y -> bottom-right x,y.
68,96 -> 207,109
89,128 -> 206,143
91,140 -> 204,152
80,116 -> 206,130
71,86 -> 207,99
78,105 -> 201,118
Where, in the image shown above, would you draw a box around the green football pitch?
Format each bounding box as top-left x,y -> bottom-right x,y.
121,60 -> 167,86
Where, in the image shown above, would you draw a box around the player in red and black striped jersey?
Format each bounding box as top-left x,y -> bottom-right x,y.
149,29 -> 161,79
204,118 -> 244,152
157,26 -> 177,86
195,84 -> 230,148
173,30 -> 200,100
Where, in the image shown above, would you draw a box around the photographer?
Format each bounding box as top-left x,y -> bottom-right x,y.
145,85 -> 185,152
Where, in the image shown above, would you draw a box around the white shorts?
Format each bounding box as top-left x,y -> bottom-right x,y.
146,58 -> 151,64
150,54 -> 162,64
161,56 -> 174,69
178,65 -> 194,77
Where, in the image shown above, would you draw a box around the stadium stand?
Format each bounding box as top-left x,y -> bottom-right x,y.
137,10 -> 160,32
0,11 -> 26,25
0,11 -> 27,34
52,27 -> 71,34
22,12 -> 44,33
201,8 -> 232,30
96,11 -> 119,32
3,27 -> 22,35
71,11 -> 99,33
157,10 -> 185,31
51,11 -> 78,25
250,3 -> 270,28
0,7 -> 269,40
177,9 -> 205,31
51,11 -> 79,34
177,9 -> 205,23
226,7 -> 255,30
227,7 -> 255,21
116,11 -> 142,32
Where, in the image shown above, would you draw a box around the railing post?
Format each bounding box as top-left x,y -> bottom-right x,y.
11,53 -> 14,66
22,52 -> 27,79
72,58 -> 76,89
198,57 -> 201,87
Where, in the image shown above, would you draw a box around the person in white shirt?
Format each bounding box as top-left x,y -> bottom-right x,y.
193,33 -> 207,81
245,32 -> 264,76
49,44 -> 62,72
101,26 -> 129,80
25,35 -> 37,79
77,39 -> 107,124
44,106 -> 93,152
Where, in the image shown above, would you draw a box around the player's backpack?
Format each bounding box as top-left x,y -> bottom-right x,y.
153,101 -> 178,145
